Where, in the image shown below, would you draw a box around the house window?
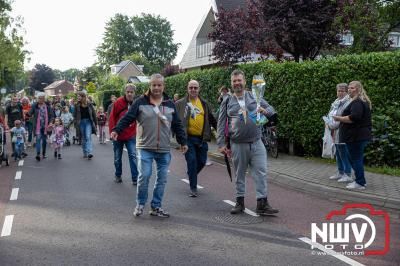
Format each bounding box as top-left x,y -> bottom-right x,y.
111,67 -> 117,74
196,42 -> 214,58
389,33 -> 400,48
340,33 -> 354,46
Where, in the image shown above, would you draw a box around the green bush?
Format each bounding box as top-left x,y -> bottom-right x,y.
136,51 -> 400,166
96,90 -> 121,110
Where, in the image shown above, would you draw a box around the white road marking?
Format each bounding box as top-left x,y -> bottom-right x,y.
10,188 -> 19,201
299,237 -> 365,266
1,215 -> 14,237
181,179 -> 204,189
15,171 -> 22,180
18,160 -> 24,166
223,200 -> 260,217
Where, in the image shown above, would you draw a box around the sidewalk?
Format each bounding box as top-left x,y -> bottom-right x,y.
193,140 -> 400,212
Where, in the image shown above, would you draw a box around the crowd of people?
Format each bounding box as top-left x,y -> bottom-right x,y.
0,70 -> 372,218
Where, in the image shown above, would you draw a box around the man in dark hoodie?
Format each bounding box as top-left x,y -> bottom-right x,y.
108,84 -> 138,185
111,74 -> 188,218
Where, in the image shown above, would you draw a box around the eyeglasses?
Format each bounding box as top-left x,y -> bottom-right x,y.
188,87 -> 199,90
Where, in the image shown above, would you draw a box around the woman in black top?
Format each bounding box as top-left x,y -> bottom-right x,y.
74,91 -> 98,159
333,81 -> 372,190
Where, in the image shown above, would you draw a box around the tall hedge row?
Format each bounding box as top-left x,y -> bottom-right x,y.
135,51 -> 400,166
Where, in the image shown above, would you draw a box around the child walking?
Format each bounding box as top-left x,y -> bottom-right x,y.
11,120 -> 26,161
96,107 -> 107,144
51,118 -> 64,159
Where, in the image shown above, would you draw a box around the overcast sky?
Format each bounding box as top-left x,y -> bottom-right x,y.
11,0 -> 212,71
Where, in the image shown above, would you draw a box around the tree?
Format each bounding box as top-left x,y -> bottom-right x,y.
132,13 -> 179,68
0,0 -> 28,91
28,64 -> 55,92
62,68 -> 82,83
210,0 -> 339,63
161,64 -> 180,77
96,14 -> 138,69
261,0 -> 340,62
335,0 -> 400,53
123,52 -> 161,75
53,69 -> 63,80
209,0 -> 283,64
96,13 -> 179,70
85,81 -> 96,93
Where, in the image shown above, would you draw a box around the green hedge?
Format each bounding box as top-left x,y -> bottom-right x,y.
136,51 -> 400,166
96,90 -> 122,110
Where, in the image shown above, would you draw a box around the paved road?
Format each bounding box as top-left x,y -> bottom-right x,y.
0,140 -> 398,265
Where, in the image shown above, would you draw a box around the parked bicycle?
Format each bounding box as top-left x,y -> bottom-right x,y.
261,125 -> 278,158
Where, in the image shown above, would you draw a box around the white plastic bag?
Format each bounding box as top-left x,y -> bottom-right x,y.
322,126 -> 334,159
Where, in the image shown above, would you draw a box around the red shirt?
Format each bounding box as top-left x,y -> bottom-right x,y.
108,96 -> 136,141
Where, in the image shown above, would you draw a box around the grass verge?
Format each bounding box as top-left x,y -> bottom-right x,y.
305,157 -> 400,177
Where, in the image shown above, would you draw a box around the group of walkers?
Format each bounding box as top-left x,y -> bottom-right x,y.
109,70 -> 279,218
0,91 -> 103,161
0,70 -> 373,219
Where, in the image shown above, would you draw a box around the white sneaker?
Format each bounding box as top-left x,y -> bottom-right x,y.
329,173 -> 342,180
338,174 -> 353,182
133,205 -> 145,217
346,181 -> 365,190
205,160 -> 213,166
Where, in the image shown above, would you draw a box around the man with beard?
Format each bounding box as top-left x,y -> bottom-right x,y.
108,84 -> 138,185
217,69 -> 279,216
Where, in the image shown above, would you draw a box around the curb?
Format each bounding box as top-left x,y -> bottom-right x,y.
207,151 -> 400,213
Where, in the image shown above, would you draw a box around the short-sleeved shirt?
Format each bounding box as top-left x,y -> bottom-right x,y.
6,104 -> 22,128
339,98 -> 372,143
11,127 -> 26,144
187,98 -> 205,137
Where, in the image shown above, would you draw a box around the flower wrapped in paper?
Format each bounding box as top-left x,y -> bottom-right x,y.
251,74 -> 266,125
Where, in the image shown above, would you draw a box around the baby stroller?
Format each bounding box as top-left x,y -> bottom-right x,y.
64,123 -> 71,146
0,124 -> 10,167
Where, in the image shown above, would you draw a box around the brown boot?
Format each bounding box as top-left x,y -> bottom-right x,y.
256,197 -> 279,216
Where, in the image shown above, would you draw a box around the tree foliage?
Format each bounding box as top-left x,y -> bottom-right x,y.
335,0 -> 400,53
96,13 -> 179,70
210,0 -> 341,63
95,14 -> 137,69
123,52 -> 160,75
132,13 -> 179,67
209,0 -> 283,64
62,68 -> 81,83
28,64 -> 55,92
0,0 -> 28,91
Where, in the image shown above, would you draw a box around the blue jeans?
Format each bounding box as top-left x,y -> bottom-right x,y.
14,143 -> 23,159
113,138 -> 138,181
25,121 -> 33,143
136,149 -> 171,208
80,119 -> 93,155
347,141 -> 369,186
335,144 -> 351,175
35,128 -> 47,155
184,136 -> 208,191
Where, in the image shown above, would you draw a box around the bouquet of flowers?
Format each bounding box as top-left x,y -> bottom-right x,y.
251,74 -> 267,125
